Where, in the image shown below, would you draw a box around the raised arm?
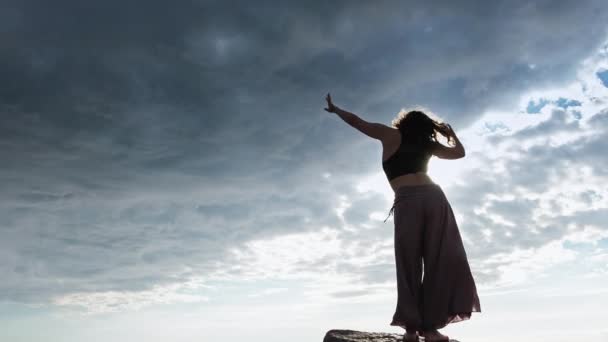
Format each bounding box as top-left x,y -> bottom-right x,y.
431,123 -> 465,159
324,93 -> 392,141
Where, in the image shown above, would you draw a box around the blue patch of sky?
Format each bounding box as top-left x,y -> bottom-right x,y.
596,69 -> 608,87
563,240 -> 592,252
526,98 -> 550,113
555,97 -> 581,108
564,236 -> 608,253
526,97 -> 581,114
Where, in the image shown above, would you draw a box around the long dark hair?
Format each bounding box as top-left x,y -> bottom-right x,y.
391,107 -> 446,149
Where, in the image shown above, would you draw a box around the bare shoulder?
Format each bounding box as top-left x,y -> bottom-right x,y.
379,126 -> 400,145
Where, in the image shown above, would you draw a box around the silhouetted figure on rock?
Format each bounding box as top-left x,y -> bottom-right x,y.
324,93 -> 481,342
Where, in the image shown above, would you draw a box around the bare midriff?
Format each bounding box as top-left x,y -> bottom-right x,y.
387,172 -> 435,193
382,128 -> 436,193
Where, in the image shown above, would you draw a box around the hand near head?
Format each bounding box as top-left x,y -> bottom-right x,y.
437,123 -> 454,137
324,92 -> 339,113
436,122 -> 457,145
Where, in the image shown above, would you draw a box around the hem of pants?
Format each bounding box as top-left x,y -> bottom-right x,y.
390,320 -> 422,335
391,310 -> 480,332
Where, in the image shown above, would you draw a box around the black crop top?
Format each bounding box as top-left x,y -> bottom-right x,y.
382,131 -> 433,181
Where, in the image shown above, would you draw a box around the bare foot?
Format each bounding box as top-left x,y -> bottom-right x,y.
422,329 -> 449,341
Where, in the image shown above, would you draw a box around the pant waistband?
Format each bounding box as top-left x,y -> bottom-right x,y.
384,183 -> 440,223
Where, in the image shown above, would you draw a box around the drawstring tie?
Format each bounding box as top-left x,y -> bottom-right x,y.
383,201 -> 397,223
383,183 -> 436,223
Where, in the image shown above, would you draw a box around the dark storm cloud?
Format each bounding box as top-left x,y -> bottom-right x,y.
2,0 -> 608,305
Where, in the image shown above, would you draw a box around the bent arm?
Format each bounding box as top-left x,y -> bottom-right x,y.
432,132 -> 465,159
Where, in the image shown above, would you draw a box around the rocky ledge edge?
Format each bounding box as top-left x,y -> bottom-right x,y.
323,329 -> 459,342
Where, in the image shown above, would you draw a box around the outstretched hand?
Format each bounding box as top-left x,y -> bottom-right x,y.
324,93 -> 339,113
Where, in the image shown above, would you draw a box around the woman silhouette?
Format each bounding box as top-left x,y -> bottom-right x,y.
324,93 -> 481,342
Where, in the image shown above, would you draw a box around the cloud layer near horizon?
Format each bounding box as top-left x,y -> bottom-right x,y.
1,0 -> 608,312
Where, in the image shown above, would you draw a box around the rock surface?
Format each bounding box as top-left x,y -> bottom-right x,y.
323,329 -> 459,342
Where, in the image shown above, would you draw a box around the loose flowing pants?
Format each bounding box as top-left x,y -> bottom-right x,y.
385,183 -> 481,333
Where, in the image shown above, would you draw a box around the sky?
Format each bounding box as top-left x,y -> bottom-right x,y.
1,1 -> 608,341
